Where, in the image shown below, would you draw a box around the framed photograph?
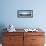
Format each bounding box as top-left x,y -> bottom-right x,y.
17,10 -> 33,18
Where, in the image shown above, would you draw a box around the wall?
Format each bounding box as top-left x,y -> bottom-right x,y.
0,0 -> 46,31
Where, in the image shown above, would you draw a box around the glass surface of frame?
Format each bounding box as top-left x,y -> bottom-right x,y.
17,10 -> 33,18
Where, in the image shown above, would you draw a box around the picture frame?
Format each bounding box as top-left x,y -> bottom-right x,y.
17,10 -> 33,18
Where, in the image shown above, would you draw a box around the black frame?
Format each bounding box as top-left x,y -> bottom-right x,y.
17,10 -> 33,18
